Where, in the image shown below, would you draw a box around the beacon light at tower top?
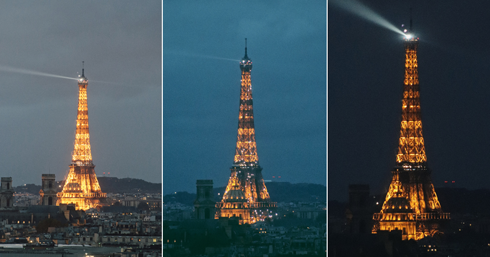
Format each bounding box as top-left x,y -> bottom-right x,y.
77,62 -> 88,84
403,32 -> 417,41
402,24 -> 418,41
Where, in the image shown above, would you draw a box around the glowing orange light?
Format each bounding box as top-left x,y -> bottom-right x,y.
372,35 -> 449,241
216,45 -> 275,224
57,73 -> 106,211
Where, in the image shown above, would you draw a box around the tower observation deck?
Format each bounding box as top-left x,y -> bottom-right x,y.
57,67 -> 107,211
216,39 -> 276,224
372,29 -> 449,240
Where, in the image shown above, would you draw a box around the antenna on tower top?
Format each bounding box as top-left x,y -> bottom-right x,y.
245,38 -> 248,56
82,61 -> 85,77
409,8 -> 413,31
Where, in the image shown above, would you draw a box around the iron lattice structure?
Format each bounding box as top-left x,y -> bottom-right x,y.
216,40 -> 276,224
72,74 -> 93,165
372,33 -> 450,240
57,69 -> 107,211
397,35 -> 426,164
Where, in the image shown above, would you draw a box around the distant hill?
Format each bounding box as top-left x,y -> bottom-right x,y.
163,191 -> 196,205
263,182 -> 326,203
15,184 -> 44,195
97,177 -> 160,193
14,177 -> 160,194
436,187 -> 490,215
164,182 -> 326,206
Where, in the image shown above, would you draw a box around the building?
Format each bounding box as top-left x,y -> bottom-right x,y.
57,67 -> 107,210
346,184 -> 372,234
0,177 -> 74,229
0,177 -> 13,209
216,40 -> 276,224
372,26 -> 450,240
194,180 -> 215,219
39,174 -> 57,206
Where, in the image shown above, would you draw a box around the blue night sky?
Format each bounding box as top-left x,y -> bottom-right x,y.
163,1 -> 326,195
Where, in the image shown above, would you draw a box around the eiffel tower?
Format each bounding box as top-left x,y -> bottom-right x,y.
57,66 -> 107,210
372,27 -> 450,240
216,40 -> 276,224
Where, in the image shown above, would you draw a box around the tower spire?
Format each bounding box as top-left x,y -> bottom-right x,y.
398,28 -> 424,163
245,38 -> 247,57
240,39 -> 252,72
82,61 -> 84,77
409,8 -> 413,31
73,67 -> 91,164
236,39 -> 256,165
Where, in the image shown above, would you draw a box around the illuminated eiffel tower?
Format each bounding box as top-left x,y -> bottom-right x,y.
216,40 -> 276,224
57,66 -> 107,211
372,27 -> 450,240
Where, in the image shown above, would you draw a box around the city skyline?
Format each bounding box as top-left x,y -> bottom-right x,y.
0,1 -> 160,186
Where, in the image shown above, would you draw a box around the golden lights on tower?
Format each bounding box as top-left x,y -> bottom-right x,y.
396,35 -> 426,164
72,75 -> 92,164
216,40 -> 276,224
57,67 -> 106,211
234,52 -> 258,165
372,31 -> 449,240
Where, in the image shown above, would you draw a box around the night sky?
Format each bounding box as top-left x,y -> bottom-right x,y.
163,1 -> 326,195
329,0 -> 490,201
0,1 -> 161,186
